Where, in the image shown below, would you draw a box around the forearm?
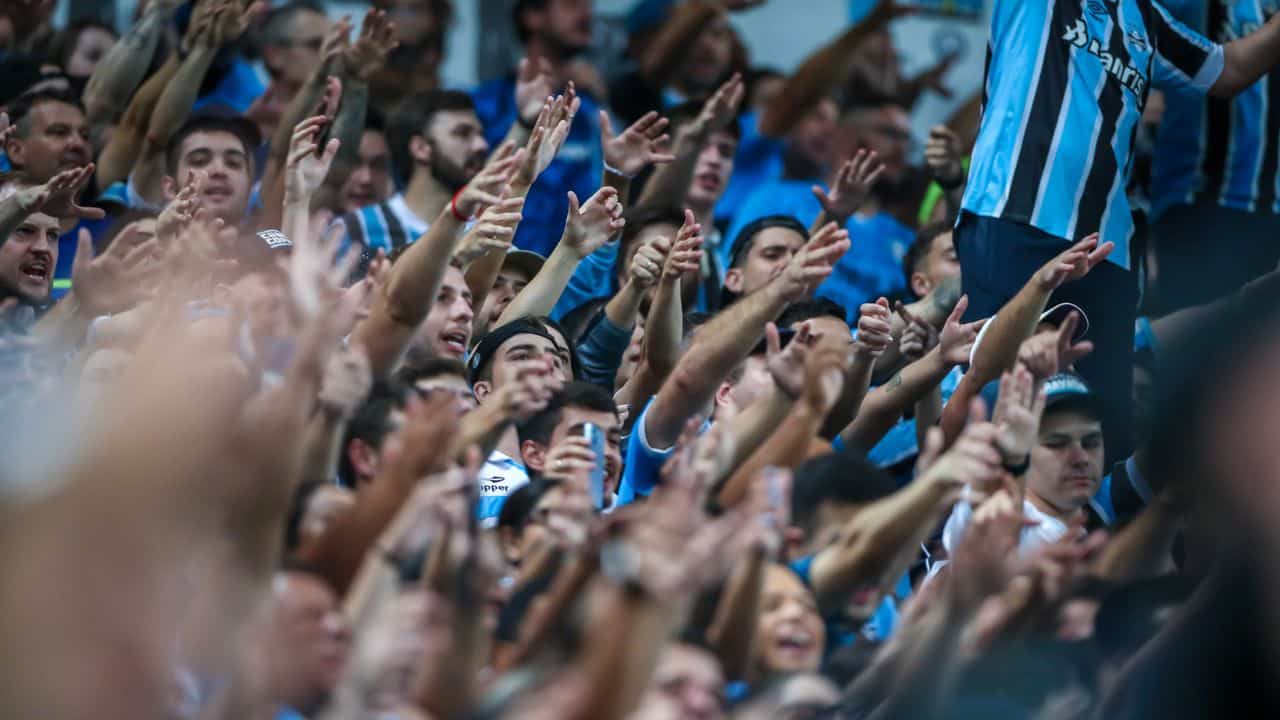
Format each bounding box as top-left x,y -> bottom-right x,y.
147,46 -> 218,149
270,69 -> 332,165
352,210 -> 465,377
1215,14 -> 1280,96
821,350 -> 876,440
603,278 -> 644,330
96,55 -> 181,188
646,284 -> 786,447
28,292 -> 94,353
571,582 -> 675,720
1093,500 -> 1179,582
718,397 -> 819,509
706,546 -> 765,682
299,411 -> 347,486
840,349 -> 953,451
640,0 -> 722,87
637,130 -> 704,208
448,403 -> 513,461
497,244 -> 581,327
643,276 -> 683,380
324,78 -> 370,189
499,553 -> 600,671
82,4 -> 169,127
915,384 -> 943,452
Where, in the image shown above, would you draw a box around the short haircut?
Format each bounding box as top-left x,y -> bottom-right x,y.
387,89 -> 478,184
496,477 -> 562,534
902,221 -> 954,294
728,214 -> 808,270
778,298 -> 848,329
396,356 -> 467,388
516,380 -> 616,448
612,204 -> 686,281
790,451 -> 897,537
666,100 -> 742,142
512,0 -> 549,44
164,113 -> 263,178
337,380 -> 407,487
47,20 -> 118,74
260,1 -> 327,46
6,87 -> 85,136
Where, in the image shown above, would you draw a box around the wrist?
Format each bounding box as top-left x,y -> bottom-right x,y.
603,162 -> 636,179
1001,453 -> 1030,477
934,168 -> 965,190
450,189 -> 473,222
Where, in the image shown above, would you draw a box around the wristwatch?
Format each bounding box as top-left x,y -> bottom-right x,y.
1002,454 -> 1031,477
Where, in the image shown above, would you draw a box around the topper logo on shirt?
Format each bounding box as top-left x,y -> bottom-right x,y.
1063,19 -> 1147,96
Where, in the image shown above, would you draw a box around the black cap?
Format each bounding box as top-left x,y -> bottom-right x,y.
467,317 -> 557,385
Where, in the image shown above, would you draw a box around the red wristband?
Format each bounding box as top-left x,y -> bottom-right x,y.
450,189 -> 471,222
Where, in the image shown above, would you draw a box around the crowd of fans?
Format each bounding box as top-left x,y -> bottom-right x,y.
3,0 -> 1280,717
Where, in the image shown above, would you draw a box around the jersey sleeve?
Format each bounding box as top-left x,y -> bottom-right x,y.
1150,1 -> 1225,94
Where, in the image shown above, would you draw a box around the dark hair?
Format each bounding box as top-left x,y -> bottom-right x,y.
496,477 -> 562,535
744,66 -> 783,103
666,100 -> 742,142
365,104 -> 387,133
164,113 -> 262,178
612,204 -> 686,283
902,221 -> 954,296
512,0 -> 549,44
6,87 -> 85,136
778,298 -> 849,329
337,380 -> 407,487
516,380 -> 616,448
728,214 -> 808,270
387,89 -> 478,184
260,1 -> 327,47
47,20 -> 118,76
0,170 -> 35,192
790,451 -> 897,537
396,356 -> 467,388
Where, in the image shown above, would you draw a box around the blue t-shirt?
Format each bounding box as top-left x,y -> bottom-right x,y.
617,398 -> 711,506
727,179 -> 910,318
714,111 -> 785,226
867,366 -> 964,468
471,77 -> 604,257
962,0 -> 1223,269
550,239 -> 714,321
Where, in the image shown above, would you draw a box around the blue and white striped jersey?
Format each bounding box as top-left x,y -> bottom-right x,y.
963,0 -> 1224,268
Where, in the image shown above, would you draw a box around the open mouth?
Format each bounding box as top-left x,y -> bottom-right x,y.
695,171 -> 721,193
20,256 -> 50,285
440,329 -> 469,357
202,186 -> 234,203
774,625 -> 816,656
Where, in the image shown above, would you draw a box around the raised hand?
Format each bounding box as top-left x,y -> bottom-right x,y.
543,434 -> 598,483
70,225 -> 160,316
775,221 -> 850,302
287,215 -> 357,321
925,125 -> 965,187
1036,234 -> 1114,290
285,114 -> 341,200
455,142 -> 523,219
1016,311 -> 1092,379
196,0 -> 262,49
662,209 -> 704,281
855,297 -> 893,358
454,195 -> 525,265
345,8 -> 399,81
601,110 -> 674,178
802,344 -> 851,416
627,235 -> 670,290
895,300 -> 938,362
317,345 -> 372,419
494,356 -> 561,422
938,294 -> 985,366
991,364 -> 1047,467
812,149 -> 885,222
563,186 -> 625,258
516,87 -> 580,186
766,320 -> 820,400
30,164 -> 105,220
156,172 -> 203,242
918,398 -> 1003,498
515,55 -> 557,128
914,53 -> 958,99
689,73 -> 745,138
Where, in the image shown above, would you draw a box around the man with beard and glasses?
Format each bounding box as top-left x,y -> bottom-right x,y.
340,89 -> 489,262
471,0 -> 603,256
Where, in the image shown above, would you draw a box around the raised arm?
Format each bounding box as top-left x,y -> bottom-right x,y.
1211,11 -> 1280,97
350,147 -> 519,377
637,74 -> 743,209
94,53 -> 180,188
496,186 -> 625,326
601,109 -> 675,199
638,0 -> 724,89
644,222 -> 850,449
81,0 -> 178,132
758,0 -> 910,137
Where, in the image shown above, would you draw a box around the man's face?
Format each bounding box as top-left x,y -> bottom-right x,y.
409,264 -> 474,363
270,573 -> 351,712
633,643 -> 726,720
269,10 -> 330,88
480,268 -> 533,333
541,0 -> 594,55
913,231 -> 961,298
854,105 -> 912,183
686,130 -> 737,210
423,109 -> 489,191
413,372 -> 478,416
489,332 -> 569,394
66,26 -> 117,78
725,227 -> 805,297
1027,409 -> 1104,515
341,129 -> 393,212
172,131 -> 253,224
550,405 -> 622,495
0,208 -> 59,305
789,99 -> 837,175
684,15 -> 734,90
7,99 -> 91,181
756,564 -> 825,675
